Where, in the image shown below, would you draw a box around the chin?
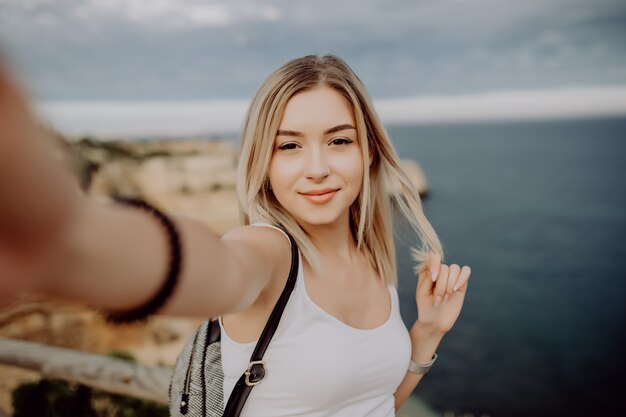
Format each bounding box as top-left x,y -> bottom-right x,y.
298,216 -> 341,227
291,206 -> 350,228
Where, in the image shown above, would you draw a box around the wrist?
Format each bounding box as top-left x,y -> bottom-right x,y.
411,320 -> 446,340
409,321 -> 445,363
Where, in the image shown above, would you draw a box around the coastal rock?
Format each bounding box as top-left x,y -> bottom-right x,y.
67,137 -> 241,233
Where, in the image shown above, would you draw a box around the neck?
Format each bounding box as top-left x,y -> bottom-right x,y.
300,213 -> 358,263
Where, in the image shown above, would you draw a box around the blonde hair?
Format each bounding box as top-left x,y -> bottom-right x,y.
237,54 -> 444,285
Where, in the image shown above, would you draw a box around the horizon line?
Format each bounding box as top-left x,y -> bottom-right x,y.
36,85 -> 626,137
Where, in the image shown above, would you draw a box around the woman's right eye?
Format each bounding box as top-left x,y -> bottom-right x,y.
278,143 -> 298,151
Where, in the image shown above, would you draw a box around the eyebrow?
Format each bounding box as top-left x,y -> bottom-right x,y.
276,123 -> 356,137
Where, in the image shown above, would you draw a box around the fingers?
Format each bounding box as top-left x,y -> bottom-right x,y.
445,263 -> 461,301
429,252 -> 441,281
416,267 -> 433,301
416,251 -> 440,295
417,252 -> 441,296
433,264 -> 448,307
431,261 -> 472,307
417,251 -> 472,305
454,265 -> 472,292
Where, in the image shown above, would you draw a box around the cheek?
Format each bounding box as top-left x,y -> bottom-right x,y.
340,152 -> 365,186
268,156 -> 299,193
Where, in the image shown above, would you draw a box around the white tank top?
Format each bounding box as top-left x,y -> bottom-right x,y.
219,223 -> 412,417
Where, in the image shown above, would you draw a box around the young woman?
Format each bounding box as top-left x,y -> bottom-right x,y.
0,54 -> 471,415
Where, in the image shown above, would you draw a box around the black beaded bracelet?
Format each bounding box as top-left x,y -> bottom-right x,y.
101,197 -> 182,324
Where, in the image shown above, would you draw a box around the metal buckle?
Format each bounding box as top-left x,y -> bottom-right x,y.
244,360 -> 265,386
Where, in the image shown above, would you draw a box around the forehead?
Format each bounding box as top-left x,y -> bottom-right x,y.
279,87 -> 355,131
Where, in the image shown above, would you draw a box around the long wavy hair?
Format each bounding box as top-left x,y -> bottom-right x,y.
237,54 -> 444,285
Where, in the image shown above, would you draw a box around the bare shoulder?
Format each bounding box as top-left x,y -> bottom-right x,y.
220,224 -> 293,290
221,224 -> 291,252
220,225 -> 295,341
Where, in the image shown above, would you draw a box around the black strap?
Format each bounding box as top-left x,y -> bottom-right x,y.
222,229 -> 299,417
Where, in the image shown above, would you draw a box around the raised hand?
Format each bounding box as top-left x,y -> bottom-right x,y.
415,252 -> 471,334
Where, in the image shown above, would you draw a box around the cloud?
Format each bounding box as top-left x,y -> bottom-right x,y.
1,0 -> 283,32
71,0 -> 282,29
1,0 -> 625,100
74,0 -> 233,28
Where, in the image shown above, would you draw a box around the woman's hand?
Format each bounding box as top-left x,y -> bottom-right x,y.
0,64 -> 78,240
0,63 -> 78,302
394,253 -> 471,409
415,252 -> 471,334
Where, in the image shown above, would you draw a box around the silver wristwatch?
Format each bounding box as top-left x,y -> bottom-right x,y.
408,353 -> 438,374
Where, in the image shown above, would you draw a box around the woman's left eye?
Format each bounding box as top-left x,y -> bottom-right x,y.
330,137 -> 353,146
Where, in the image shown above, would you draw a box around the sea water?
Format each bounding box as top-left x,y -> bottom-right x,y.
389,117 -> 626,417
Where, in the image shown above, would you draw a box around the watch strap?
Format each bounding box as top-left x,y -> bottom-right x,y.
408,352 -> 438,374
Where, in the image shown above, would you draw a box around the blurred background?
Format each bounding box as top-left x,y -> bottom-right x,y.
1,1 -> 625,416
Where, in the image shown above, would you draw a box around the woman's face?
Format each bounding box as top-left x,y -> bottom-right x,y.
268,86 -> 364,230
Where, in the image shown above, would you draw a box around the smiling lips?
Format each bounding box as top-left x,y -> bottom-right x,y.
300,188 -> 339,204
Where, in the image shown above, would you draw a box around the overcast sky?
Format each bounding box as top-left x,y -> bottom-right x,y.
1,0 -> 625,101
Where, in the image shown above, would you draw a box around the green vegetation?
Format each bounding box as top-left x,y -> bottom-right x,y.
12,379 -> 96,417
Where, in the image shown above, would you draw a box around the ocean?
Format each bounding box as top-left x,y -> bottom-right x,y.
388,118 -> 626,417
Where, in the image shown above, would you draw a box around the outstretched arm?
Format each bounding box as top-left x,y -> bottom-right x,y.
0,63 -> 290,318
45,202 -> 291,318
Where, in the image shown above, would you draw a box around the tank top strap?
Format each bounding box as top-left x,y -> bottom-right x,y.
388,283 -> 401,315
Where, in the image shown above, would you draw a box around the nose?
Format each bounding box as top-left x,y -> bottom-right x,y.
303,147 -> 330,182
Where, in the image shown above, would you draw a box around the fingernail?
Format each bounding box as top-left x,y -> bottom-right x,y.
444,294 -> 449,303
431,270 -> 437,281
453,285 -> 459,292
435,296 -> 442,307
